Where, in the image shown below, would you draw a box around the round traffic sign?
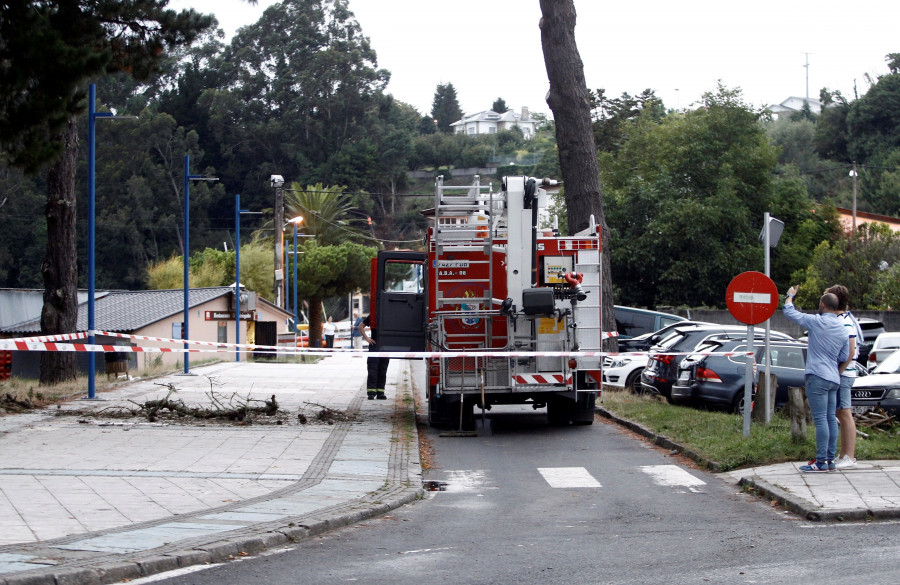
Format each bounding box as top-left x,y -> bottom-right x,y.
726,271 -> 778,325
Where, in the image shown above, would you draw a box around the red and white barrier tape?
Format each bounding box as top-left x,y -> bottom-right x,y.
0,337 -> 754,361
2,332 -> 90,344
0,329 -> 756,359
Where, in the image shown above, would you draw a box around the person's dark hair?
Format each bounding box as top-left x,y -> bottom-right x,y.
825,284 -> 849,311
821,292 -> 840,311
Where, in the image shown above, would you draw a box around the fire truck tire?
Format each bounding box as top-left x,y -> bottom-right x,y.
427,388 -> 474,428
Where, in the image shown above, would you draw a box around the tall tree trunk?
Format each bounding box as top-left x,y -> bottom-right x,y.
40,117 -> 79,384
539,0 -> 617,351
308,296 -> 323,349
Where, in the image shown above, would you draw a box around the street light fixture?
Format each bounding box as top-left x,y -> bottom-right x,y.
181,154 -> 219,375
87,84 -> 136,400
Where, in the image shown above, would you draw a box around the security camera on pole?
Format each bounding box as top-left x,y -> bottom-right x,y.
271,175 -> 285,308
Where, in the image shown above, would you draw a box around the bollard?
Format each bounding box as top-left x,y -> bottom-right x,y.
788,386 -> 809,440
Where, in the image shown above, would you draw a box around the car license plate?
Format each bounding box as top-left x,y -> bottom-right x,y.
851,406 -> 873,415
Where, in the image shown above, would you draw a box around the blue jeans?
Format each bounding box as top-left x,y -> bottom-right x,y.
805,374 -> 839,464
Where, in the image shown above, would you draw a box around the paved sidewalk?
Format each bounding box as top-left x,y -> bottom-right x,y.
725,461 -> 900,521
0,353 -> 422,585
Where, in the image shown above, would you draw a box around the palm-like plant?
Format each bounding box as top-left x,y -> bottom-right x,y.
283,183 -> 369,245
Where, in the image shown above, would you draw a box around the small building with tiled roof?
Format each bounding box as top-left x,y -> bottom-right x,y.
1,287 -> 294,379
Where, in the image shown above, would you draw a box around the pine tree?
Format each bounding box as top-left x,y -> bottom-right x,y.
0,1 -> 215,383
431,83 -> 464,133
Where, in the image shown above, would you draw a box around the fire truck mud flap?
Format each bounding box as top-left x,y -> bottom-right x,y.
547,390 -> 596,426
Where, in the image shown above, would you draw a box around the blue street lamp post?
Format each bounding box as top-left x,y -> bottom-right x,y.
293,223 -> 299,333
235,194 -> 241,362
87,84 -> 135,399
285,216 -> 305,333
182,155 -> 218,374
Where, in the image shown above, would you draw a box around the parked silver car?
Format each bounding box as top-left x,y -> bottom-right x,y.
853,348 -> 900,416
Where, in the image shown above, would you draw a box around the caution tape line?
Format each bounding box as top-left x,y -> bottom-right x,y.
0,338 -> 754,361
5,329 -> 620,349
92,330 -> 242,349
2,332 -> 90,344
0,341 -> 219,354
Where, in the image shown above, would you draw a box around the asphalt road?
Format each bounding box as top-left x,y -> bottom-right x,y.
137,406 -> 900,585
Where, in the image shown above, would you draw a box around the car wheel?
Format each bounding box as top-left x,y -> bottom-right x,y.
731,392 -> 747,415
625,370 -> 643,394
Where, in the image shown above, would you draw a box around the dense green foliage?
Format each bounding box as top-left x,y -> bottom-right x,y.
601,85 -> 833,308
0,0 -> 214,173
793,223 -> 900,309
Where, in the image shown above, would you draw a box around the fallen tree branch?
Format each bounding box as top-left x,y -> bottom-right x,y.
299,401 -> 355,425
56,383 -> 280,424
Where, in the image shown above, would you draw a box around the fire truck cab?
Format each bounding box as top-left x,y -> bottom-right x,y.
371,175 -> 603,428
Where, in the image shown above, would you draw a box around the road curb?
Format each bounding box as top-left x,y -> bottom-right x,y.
736,476 -> 872,522
595,406 -> 721,472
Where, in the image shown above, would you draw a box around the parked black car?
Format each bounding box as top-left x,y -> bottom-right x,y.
851,349 -> 900,416
640,324 -> 793,399
614,306 -> 686,342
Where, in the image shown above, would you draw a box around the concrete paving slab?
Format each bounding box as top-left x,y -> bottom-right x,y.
0,353 -> 424,584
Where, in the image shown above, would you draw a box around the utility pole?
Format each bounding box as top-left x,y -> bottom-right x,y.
850,162 -> 858,232
271,175 -> 285,308
802,52 -> 811,106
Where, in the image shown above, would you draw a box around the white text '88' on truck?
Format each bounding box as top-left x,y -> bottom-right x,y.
369,175 -> 603,429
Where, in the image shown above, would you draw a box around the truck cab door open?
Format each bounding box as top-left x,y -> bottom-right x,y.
376,251 -> 427,352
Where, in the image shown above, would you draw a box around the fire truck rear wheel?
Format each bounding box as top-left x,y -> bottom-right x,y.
427,387 -> 474,429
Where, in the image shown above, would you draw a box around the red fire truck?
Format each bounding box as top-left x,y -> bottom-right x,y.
369,175 -> 603,428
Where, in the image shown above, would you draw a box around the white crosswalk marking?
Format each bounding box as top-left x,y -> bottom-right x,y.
537,467 -> 602,488
639,465 -> 706,492
441,470 -> 497,492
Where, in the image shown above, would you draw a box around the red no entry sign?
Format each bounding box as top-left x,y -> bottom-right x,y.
726,271 -> 778,325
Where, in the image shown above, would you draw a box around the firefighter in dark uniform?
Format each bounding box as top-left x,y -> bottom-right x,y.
358,314 -> 389,400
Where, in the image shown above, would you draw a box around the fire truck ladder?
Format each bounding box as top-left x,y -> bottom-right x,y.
570,231 -> 604,386
432,175 -> 500,351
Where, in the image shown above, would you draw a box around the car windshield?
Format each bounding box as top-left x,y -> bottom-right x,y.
873,349 -> 900,374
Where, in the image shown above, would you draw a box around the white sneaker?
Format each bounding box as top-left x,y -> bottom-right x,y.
834,455 -> 857,469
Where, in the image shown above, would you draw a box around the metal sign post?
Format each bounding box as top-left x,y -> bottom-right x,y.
726,271 -> 779,438
759,213 -> 784,424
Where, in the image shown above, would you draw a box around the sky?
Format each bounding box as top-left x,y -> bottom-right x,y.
170,0 -> 899,118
